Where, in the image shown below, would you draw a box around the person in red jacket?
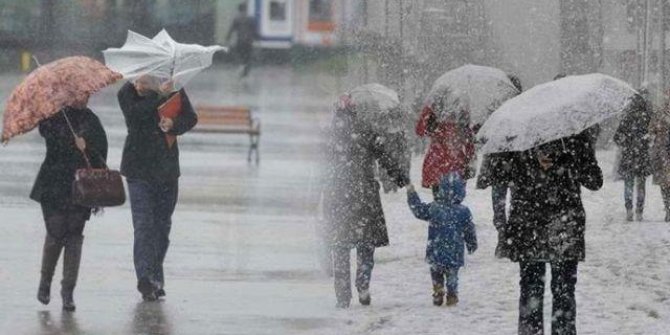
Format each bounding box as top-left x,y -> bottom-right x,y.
416,97 -> 475,195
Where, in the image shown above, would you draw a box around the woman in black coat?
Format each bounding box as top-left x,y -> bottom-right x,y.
323,108 -> 409,308
31,104 -> 108,312
500,127 -> 602,335
614,92 -> 652,221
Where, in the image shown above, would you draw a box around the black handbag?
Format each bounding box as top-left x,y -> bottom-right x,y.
63,110 -> 126,207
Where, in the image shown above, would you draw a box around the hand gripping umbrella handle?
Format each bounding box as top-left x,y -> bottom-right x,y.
61,109 -> 106,170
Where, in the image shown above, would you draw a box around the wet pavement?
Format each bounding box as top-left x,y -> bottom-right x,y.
0,66 -> 345,334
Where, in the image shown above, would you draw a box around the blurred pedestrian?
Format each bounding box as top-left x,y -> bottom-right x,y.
614,90 -> 652,221
501,128 -> 602,335
323,100 -> 409,308
476,75 -> 522,255
226,3 -> 257,78
416,96 -> 475,196
651,91 -> 670,221
32,100 -> 108,312
118,75 -> 198,301
406,174 -> 477,307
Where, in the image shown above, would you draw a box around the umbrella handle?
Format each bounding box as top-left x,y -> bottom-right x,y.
62,110 -> 93,169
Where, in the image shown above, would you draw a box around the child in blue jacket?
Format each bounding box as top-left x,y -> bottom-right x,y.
407,173 -> 477,306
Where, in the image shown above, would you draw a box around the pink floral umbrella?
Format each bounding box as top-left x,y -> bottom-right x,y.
2,56 -> 122,143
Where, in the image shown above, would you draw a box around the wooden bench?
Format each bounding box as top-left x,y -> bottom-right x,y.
194,105 -> 261,163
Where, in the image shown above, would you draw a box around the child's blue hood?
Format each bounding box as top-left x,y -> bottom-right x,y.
436,173 -> 466,205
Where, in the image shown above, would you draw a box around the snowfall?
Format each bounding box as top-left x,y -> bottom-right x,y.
1,67 -> 669,335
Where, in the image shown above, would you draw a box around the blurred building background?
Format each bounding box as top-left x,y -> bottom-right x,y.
1,0 -> 669,105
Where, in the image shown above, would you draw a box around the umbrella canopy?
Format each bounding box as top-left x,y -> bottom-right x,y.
337,83 -> 406,133
103,29 -> 227,90
477,73 -> 638,154
427,64 -> 520,125
2,56 -> 122,143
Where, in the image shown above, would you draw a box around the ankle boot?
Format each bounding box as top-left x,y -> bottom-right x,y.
38,235 -> 63,305
61,235 -> 83,312
432,285 -> 445,306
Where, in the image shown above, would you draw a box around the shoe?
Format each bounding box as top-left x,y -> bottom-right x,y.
432,292 -> 444,306
358,290 -> 371,306
335,300 -> 350,309
665,212 -> 670,222
37,277 -> 51,305
61,290 -> 76,312
156,289 -> 166,298
138,278 -> 157,302
445,293 -> 459,306
636,211 -> 643,222
626,209 -> 633,222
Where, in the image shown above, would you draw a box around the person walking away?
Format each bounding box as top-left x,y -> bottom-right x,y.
226,3 -> 257,78
614,90 -> 652,221
499,127 -> 602,335
416,95 -> 475,196
406,174 -> 477,306
117,75 -> 198,301
32,101 -> 108,312
476,75 -> 522,255
650,91 -> 670,221
323,103 -> 410,308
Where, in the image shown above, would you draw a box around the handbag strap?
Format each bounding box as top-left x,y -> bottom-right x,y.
62,109 -> 108,170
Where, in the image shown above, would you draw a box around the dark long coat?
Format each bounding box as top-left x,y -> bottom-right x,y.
30,108 -> 108,215
499,130 -> 603,262
323,112 -> 410,248
614,95 -> 652,178
117,82 -> 198,182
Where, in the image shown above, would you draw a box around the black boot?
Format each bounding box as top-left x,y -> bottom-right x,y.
38,235 -> 63,305
61,235 -> 83,312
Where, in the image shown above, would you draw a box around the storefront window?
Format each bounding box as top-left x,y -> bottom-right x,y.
270,1 -> 287,21
309,0 -> 332,22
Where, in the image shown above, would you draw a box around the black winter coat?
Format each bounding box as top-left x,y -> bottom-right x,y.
30,108 -> 108,213
118,82 -> 198,182
500,131 -> 603,262
324,112 -> 410,248
614,96 -> 652,178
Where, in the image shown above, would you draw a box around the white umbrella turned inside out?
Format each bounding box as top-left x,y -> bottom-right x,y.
477,73 -> 638,154
103,29 -> 227,90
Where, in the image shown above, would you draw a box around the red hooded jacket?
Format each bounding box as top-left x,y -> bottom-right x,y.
416,105 -> 475,188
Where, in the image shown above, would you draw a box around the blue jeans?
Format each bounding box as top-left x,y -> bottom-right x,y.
430,266 -> 459,294
127,178 -> 178,290
624,176 -> 646,212
332,245 -> 375,303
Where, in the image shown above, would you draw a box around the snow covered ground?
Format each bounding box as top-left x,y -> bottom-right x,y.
1,67 -> 669,334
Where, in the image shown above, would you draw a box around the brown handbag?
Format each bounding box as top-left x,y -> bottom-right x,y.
63,111 -> 126,207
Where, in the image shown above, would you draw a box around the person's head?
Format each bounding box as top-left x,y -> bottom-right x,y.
435,173 -> 466,205
553,73 -> 567,81
238,3 -> 247,14
133,75 -> 160,96
507,74 -> 522,92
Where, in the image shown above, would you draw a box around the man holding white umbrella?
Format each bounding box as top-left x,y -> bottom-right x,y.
104,29 -> 225,301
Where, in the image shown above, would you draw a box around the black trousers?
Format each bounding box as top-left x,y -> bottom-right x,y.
41,203 -> 88,241
519,261 -> 578,335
